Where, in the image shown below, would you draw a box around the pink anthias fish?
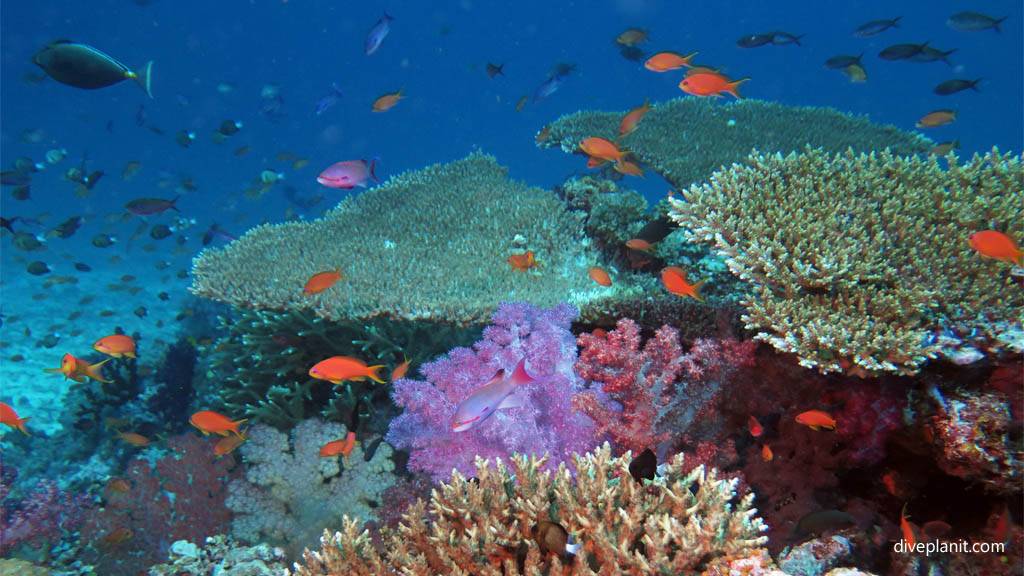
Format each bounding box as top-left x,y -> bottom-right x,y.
316,158 -> 380,189
451,357 -> 535,432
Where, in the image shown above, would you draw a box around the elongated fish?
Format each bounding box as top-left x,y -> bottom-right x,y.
32,40 -> 152,98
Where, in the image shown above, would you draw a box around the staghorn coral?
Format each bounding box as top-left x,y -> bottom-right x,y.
668,147 -> 1024,375
191,152 -> 614,326
289,442 -> 768,575
538,98 -> 932,189
225,419 -> 395,559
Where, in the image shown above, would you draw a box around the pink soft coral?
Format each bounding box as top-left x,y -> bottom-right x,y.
386,302 -> 599,482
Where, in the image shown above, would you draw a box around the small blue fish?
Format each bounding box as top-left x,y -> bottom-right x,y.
532,75 -> 564,103
451,358 -> 534,432
315,83 -> 344,115
365,12 -> 394,55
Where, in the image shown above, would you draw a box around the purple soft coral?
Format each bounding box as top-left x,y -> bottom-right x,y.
386,302 -> 600,481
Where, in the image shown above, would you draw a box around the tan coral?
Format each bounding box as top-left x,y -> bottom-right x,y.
668,147 -> 1023,375
191,152 -> 621,326
289,442 -> 768,575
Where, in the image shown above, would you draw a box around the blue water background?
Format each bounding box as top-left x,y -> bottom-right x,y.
1,0 -> 1021,253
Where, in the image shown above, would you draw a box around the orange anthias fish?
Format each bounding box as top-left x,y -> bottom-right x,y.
214,428 -> 248,456
579,137 -> 628,162
44,353 -> 112,383
391,357 -> 411,381
900,503 -> 916,548
303,268 -> 345,294
967,230 -> 1023,266
625,238 -> 656,252
613,157 -> 645,177
309,356 -> 386,385
644,51 -> 697,72
679,72 -> 749,99
795,410 -> 837,431
915,109 -> 956,128
94,334 -> 137,358
319,431 -> 358,461
761,444 -> 774,462
0,402 -> 30,435
117,431 -> 150,447
372,88 -> 404,112
190,410 -> 247,437
661,266 -> 706,302
619,97 -> 652,138
748,415 -> 763,437
588,266 -> 612,287
506,250 -> 541,271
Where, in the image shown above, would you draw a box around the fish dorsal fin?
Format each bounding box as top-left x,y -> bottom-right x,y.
508,357 -> 534,387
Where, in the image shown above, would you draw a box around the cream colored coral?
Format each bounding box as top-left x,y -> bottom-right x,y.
668,147 -> 1023,375
289,442 -> 768,575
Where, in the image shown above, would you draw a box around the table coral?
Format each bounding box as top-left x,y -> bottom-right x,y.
289,442 -> 769,575
668,147 -> 1023,375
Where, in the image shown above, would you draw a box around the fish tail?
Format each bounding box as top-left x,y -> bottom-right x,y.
367,365 -> 387,384
88,359 -> 114,383
970,78 -> 982,91
170,195 -> 181,211
994,16 -> 1006,33
682,50 -> 698,66
691,278 -> 707,302
509,357 -> 534,387
369,157 -> 380,183
133,61 -> 154,99
729,78 -> 750,99
230,419 -> 249,436
16,417 -> 31,436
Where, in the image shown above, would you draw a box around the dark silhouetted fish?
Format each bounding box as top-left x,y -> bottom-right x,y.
824,54 -> 863,69
934,78 -> 981,95
315,83 -> 344,115
737,33 -> 774,48
49,216 -> 83,239
855,16 -> 901,37
879,42 -> 929,61
1,171 -> 31,187
617,43 -> 647,62
769,31 -> 803,45
1,216 -> 22,233
26,261 -> 50,275
32,40 -> 152,98
126,197 -> 179,215
909,46 -> 957,66
485,62 -> 504,79
629,448 -> 658,483
791,509 -> 856,540
947,12 -> 1007,33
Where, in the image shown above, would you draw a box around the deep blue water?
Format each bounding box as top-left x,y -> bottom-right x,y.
2,0 -> 1021,235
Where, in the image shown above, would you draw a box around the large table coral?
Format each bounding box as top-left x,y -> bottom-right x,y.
537,97 -> 932,189
290,442 -> 768,575
191,152 -> 610,326
668,147 -> 1023,375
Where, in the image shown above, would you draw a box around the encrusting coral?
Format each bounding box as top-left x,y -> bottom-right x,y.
191,152 -> 614,326
288,442 -> 768,575
668,147 -> 1023,375
537,97 -> 932,188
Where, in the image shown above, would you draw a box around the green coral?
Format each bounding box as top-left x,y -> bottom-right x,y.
539,97 -> 932,189
668,146 -> 1024,375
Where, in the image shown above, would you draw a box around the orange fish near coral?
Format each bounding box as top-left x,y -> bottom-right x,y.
619,98 -> 652,137
795,410 -> 837,431
748,415 -> 763,437
661,266 -> 705,301
579,137 -> 628,162
625,238 -> 656,252
900,503 -> 916,548
319,431 -> 358,461
372,88 -> 404,112
0,402 -> 30,435
303,268 -> 345,294
679,72 -> 749,99
588,266 -> 612,287
117,431 -> 150,447
967,230 -> 1023,266
214,429 -> 248,456
44,352 -> 112,383
915,109 -> 956,128
761,444 -> 774,462
506,250 -> 541,271
644,51 -> 697,72
309,356 -> 386,385
189,410 -> 247,437
391,357 -> 411,381
94,334 -> 137,358
613,157 -> 645,177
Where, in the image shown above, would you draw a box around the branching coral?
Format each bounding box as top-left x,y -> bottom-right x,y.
289,442 -> 768,575
191,152 -> 613,326
668,147 -> 1023,375
538,98 -> 932,189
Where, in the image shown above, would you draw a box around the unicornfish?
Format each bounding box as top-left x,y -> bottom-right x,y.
32,40 -> 153,98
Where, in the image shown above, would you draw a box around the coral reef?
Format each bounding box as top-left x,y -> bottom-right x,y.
0,469 -> 89,559
201,307 -> 478,430
538,97 -> 932,188
191,152 -> 612,326
78,433 -> 237,576
571,318 -> 755,454
146,535 -> 289,576
385,302 -> 599,482
668,147 -> 1023,375
225,418 -> 395,558
289,442 -> 769,575
0,558 -> 52,575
